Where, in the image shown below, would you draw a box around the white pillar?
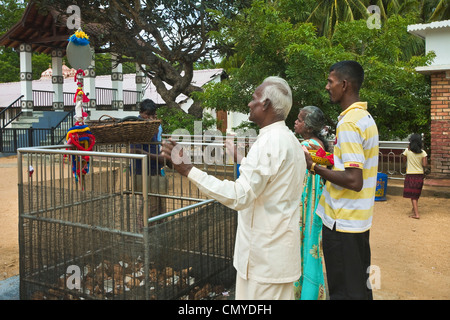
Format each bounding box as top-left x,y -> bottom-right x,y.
51,49 -> 64,111
111,53 -> 123,110
84,48 -> 96,113
19,43 -> 33,114
135,63 -> 146,109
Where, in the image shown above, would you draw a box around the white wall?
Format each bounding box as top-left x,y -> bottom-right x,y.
426,28 -> 450,65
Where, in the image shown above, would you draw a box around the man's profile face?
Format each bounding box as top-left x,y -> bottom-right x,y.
326,70 -> 344,104
248,84 -> 267,126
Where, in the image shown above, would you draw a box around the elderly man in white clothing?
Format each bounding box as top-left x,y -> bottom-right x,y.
161,76 -> 306,300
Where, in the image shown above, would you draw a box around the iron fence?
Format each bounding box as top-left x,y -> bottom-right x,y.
378,141 -> 409,178
17,143 -> 237,300
96,87 -> 117,110
0,95 -> 23,129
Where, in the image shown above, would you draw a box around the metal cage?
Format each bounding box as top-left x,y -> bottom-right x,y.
17,143 -> 237,300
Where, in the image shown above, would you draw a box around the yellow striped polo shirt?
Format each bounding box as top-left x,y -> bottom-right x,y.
316,102 -> 379,233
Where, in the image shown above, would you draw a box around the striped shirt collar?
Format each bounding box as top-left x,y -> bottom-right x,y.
338,102 -> 368,121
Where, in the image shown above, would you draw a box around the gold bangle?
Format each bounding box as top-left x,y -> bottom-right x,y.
310,162 -> 316,174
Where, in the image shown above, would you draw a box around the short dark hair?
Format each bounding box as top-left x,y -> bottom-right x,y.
329,60 -> 364,91
139,99 -> 157,115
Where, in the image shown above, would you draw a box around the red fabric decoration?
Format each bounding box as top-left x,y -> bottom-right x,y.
74,69 -> 86,82
325,154 -> 334,165
316,148 -> 326,158
73,88 -> 90,103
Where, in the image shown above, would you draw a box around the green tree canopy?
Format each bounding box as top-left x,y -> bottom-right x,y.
37,0 -> 252,117
0,0 -> 54,83
198,0 -> 435,141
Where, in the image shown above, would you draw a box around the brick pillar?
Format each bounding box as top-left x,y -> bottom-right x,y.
430,71 -> 450,178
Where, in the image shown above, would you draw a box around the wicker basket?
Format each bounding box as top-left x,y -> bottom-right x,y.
86,115 -> 161,144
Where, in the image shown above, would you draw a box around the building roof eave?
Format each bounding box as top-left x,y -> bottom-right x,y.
408,20 -> 450,39
415,65 -> 450,74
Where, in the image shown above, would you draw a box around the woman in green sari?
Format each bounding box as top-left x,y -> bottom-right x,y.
293,106 -> 330,300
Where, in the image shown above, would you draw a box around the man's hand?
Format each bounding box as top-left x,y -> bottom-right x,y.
161,139 -> 193,177
302,145 -> 314,170
302,142 -> 363,192
225,135 -> 245,164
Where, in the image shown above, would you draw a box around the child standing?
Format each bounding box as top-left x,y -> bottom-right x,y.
402,134 -> 428,219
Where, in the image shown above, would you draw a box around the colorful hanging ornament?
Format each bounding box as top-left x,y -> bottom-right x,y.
65,29 -> 95,184
74,69 -> 90,104
66,123 -> 95,183
67,29 -> 92,71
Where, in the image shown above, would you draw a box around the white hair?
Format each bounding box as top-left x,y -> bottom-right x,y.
260,76 -> 292,120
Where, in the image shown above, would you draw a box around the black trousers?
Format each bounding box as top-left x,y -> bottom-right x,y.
322,224 -> 373,300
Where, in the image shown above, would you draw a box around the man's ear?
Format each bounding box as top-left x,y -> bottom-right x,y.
342,79 -> 349,92
263,99 -> 271,109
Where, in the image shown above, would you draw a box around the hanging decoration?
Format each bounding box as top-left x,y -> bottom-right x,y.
65,124 -> 95,183
67,29 -> 92,71
65,29 -> 95,184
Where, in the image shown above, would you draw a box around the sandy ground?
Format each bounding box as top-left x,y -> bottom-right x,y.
0,154 -> 449,300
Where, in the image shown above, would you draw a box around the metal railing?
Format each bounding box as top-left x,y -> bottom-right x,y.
123,90 -> 141,111
32,90 -> 53,108
0,95 -> 23,129
96,87 -> 117,110
378,141 -> 409,178
162,134 -> 410,179
0,111 -> 74,153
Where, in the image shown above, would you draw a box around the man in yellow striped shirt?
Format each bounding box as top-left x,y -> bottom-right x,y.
304,61 -> 379,300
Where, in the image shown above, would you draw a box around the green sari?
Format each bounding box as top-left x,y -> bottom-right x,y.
294,139 -> 326,300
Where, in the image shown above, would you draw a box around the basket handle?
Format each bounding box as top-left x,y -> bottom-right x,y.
98,115 -> 118,122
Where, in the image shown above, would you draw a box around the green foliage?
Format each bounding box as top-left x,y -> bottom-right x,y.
31,53 -> 51,80
86,53 -> 136,77
0,0 -> 26,37
360,54 -> 433,140
306,0 -> 370,38
0,49 -> 53,82
0,47 -> 20,82
284,27 -> 353,125
156,107 -> 216,136
0,0 -> 25,83
331,16 -> 433,140
197,0 -> 435,141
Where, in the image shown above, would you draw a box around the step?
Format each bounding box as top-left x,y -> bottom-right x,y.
11,118 -> 40,128
10,123 -> 33,129
11,111 -> 44,122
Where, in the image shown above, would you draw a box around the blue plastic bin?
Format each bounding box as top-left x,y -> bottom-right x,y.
375,172 -> 388,201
